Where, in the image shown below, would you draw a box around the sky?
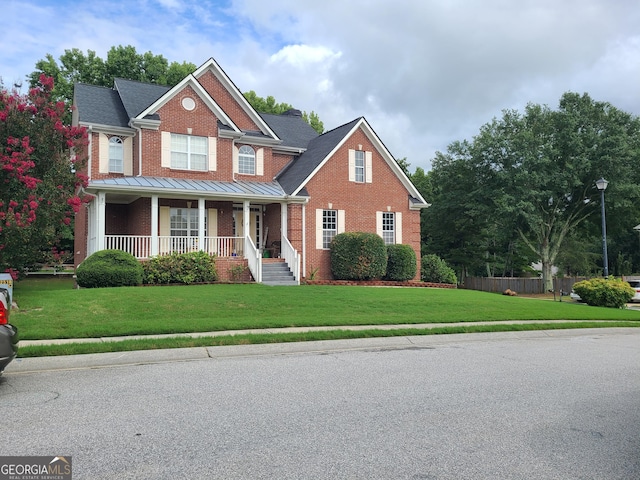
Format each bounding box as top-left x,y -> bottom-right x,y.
2,0 -> 639,172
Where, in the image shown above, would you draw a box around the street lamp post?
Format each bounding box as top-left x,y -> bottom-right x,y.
595,177 -> 609,278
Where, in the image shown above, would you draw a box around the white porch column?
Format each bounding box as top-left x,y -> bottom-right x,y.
280,202 -> 288,240
243,200 -> 250,246
198,197 -> 205,251
97,192 -> 106,251
151,195 -> 158,256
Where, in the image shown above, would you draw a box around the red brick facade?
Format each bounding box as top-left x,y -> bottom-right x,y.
73,59 -> 428,282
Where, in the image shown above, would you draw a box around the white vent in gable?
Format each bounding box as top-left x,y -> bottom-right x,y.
181,97 -> 196,111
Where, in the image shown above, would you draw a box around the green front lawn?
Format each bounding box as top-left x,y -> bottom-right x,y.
12,278 -> 640,341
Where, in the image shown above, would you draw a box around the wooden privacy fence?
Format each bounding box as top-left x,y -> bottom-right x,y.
461,277 -> 587,295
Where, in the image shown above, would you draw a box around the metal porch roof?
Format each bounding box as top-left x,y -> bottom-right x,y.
88,176 -> 288,199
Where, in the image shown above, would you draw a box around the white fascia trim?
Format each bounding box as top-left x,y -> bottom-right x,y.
273,146 -> 306,155
135,75 -> 241,133
410,200 -> 431,211
129,118 -> 161,130
80,123 -> 136,136
219,129 -> 244,140
193,58 -> 282,142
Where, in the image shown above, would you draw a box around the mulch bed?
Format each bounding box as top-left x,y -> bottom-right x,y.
302,280 -> 456,288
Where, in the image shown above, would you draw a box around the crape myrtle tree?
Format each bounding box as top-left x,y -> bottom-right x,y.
428,92 -> 640,291
0,75 -> 88,276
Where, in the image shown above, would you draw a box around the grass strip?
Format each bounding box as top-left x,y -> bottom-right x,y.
12,280 -> 640,340
17,321 -> 640,358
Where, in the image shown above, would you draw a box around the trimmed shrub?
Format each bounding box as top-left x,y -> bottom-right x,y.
76,250 -> 143,288
421,254 -> 457,284
142,251 -> 218,285
384,244 -> 417,281
572,277 -> 634,308
330,232 -> 387,280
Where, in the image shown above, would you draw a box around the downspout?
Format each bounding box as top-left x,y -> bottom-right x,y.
87,125 -> 92,177
301,202 -> 306,279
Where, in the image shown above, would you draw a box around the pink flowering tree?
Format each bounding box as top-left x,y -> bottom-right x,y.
0,74 -> 88,276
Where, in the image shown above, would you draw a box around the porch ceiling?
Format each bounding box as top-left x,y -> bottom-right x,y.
88,176 -> 299,202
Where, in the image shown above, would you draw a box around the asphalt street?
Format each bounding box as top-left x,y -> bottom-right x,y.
1,329 -> 639,479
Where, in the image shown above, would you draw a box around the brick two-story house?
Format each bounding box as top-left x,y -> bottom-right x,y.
73,57 -> 429,284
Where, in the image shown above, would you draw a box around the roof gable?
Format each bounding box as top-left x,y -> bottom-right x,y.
133,75 -> 240,131
193,58 -> 280,141
276,117 -> 428,205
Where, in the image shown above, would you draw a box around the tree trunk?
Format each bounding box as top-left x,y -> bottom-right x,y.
541,260 -> 554,293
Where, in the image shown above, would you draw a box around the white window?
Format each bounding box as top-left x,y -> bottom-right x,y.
109,137 -> 124,173
354,150 -> 365,183
349,149 -> 372,183
322,210 -> 337,249
170,208 -> 205,251
382,212 -> 395,245
171,134 -> 207,171
238,146 -> 256,175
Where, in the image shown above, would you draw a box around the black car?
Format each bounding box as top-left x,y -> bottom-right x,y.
0,287 -> 18,375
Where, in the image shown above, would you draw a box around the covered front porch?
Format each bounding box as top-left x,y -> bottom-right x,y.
83,177 -> 306,284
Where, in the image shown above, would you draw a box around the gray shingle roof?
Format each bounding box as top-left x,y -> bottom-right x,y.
259,112 -> 319,149
74,83 -> 130,127
276,118 -> 360,195
114,78 -> 171,119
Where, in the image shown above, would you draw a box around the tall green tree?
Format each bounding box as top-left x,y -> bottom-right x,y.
0,75 -> 88,275
430,92 -> 640,290
29,46 -> 197,105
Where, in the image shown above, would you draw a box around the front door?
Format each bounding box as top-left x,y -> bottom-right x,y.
234,208 -> 261,248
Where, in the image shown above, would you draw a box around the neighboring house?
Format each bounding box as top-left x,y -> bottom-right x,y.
72,57 -> 429,284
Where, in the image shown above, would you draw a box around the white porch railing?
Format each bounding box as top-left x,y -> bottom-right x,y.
244,235 -> 261,283
105,235 -> 152,259
280,236 -> 300,284
105,235 -> 243,259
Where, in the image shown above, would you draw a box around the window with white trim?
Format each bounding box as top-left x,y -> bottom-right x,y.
171,134 -> 207,171
109,137 -> 124,173
322,210 -> 337,249
355,150 -> 365,182
382,212 -> 395,245
238,145 -> 256,175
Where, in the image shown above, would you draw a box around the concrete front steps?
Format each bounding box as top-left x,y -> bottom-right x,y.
262,258 -> 298,286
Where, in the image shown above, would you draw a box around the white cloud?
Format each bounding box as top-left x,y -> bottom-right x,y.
2,0 -> 639,171
269,44 -> 341,68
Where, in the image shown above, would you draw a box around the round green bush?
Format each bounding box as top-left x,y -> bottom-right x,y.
384,244 -> 417,281
76,250 -> 143,288
330,232 -> 387,280
572,277 -> 634,308
421,254 -> 457,284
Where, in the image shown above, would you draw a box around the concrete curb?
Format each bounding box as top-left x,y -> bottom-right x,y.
5,327 -> 638,375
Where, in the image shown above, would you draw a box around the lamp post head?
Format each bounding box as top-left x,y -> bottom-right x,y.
596,177 -> 609,191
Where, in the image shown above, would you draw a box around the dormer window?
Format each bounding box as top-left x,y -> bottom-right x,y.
109,136 -> 124,173
238,145 -> 255,175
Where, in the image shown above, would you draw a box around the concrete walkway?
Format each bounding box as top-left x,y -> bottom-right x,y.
18,319 -> 608,347
6,323 -> 638,375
